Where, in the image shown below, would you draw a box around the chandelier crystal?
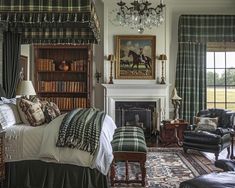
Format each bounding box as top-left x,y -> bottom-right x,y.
112,0 -> 166,34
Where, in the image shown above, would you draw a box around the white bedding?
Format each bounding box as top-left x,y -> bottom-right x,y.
4,114 -> 116,175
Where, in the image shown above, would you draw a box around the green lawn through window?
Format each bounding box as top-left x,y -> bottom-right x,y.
207,88 -> 235,110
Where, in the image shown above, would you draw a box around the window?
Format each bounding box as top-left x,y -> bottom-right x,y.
206,43 -> 235,110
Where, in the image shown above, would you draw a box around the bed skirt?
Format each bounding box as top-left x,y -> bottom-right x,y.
4,160 -> 109,188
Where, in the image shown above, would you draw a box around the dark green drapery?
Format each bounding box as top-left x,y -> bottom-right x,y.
2,31 -> 21,98
0,0 -> 100,44
175,15 -> 235,123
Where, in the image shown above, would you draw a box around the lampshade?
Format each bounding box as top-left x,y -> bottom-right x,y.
171,88 -> 182,100
107,54 -> 115,61
158,54 -> 167,61
16,80 -> 36,96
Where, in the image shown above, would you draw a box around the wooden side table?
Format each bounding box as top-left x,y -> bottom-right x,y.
0,131 -> 5,187
159,120 -> 188,146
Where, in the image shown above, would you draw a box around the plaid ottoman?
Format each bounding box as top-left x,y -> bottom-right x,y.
110,126 -> 147,186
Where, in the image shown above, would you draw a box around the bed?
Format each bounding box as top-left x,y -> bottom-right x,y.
0,98 -> 116,188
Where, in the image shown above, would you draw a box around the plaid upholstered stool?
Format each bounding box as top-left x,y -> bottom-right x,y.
110,126 -> 147,186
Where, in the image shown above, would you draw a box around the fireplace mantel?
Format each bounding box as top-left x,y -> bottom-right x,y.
102,84 -> 170,130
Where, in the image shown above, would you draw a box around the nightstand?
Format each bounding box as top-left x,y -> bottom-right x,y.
0,131 -> 5,187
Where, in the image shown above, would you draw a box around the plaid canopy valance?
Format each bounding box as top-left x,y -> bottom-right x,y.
0,0 -> 100,44
178,15 -> 235,43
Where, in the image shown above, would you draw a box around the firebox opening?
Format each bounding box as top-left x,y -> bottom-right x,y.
115,101 -> 158,139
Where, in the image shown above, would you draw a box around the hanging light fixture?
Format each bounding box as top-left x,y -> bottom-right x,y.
111,0 -> 166,34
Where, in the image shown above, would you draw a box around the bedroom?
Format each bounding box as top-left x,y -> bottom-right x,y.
0,0 -> 235,188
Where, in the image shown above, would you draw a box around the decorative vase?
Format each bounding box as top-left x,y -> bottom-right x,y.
58,60 -> 69,71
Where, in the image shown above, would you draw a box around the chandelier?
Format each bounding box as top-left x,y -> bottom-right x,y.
112,0 -> 166,34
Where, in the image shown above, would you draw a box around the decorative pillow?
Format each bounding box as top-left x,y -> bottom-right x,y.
195,117 -> 218,131
1,97 -> 17,104
41,101 -> 61,123
0,104 -> 22,128
17,98 -> 45,126
194,116 -> 218,125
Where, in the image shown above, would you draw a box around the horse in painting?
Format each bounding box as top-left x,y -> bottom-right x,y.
128,50 -> 151,70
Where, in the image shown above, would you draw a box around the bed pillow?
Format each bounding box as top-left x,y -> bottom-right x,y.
194,116 -> 218,125
195,117 -> 218,131
1,97 -> 17,104
17,98 -> 45,126
0,104 -> 22,128
41,101 -> 61,123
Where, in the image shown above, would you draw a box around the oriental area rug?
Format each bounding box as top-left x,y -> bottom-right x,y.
112,148 -> 221,188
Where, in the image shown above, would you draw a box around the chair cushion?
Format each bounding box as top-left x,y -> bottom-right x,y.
184,130 -> 221,144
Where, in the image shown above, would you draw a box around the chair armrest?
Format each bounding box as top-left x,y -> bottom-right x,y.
215,127 -> 232,136
215,159 -> 235,171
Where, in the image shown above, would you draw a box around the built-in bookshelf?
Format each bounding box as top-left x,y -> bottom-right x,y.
34,45 -> 92,112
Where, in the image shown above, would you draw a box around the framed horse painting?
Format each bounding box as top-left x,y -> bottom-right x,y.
115,35 -> 156,79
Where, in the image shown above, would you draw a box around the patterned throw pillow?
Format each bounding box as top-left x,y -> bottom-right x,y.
17,98 -> 45,126
41,101 -> 61,123
195,117 -> 218,131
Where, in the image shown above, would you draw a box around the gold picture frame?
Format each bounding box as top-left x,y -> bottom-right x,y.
115,35 -> 156,79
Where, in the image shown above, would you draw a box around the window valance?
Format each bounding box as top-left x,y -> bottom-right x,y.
178,15 -> 235,43
0,0 -> 100,44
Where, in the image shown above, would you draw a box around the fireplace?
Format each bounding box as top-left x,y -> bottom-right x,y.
102,83 -> 170,133
115,101 -> 157,138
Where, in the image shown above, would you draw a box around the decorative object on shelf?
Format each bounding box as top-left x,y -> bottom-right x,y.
58,60 -> 69,71
108,54 -> 115,84
115,35 -> 156,80
95,70 -> 102,83
159,54 -> 167,84
16,80 -> 36,98
171,88 -> 182,120
110,0 -> 166,34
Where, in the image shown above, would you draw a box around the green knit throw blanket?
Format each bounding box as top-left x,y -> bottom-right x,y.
56,108 -> 106,155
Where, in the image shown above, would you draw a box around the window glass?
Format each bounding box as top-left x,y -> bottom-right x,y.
206,43 -> 235,110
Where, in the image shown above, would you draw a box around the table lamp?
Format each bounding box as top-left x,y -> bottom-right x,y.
107,54 -> 115,84
158,54 -> 167,84
16,80 -> 36,98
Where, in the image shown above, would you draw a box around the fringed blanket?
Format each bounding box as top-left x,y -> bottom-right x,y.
56,108 -> 106,155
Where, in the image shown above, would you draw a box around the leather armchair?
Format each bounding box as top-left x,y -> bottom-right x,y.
183,108 -> 235,160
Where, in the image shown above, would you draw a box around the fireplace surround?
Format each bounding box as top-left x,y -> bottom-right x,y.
102,84 -> 170,132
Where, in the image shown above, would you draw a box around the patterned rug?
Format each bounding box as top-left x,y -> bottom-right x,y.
112,148 -> 221,188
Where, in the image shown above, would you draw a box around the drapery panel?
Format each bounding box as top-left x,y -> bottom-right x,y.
175,15 -> 235,123
0,0 -> 100,44
2,31 -> 21,98
175,42 -> 206,122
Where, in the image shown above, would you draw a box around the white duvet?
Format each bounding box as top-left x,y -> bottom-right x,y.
4,114 -> 116,175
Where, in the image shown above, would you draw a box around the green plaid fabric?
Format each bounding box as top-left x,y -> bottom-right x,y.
178,15 -> 235,43
0,0 -> 92,12
175,15 -> 235,123
111,126 -> 147,153
0,0 -> 100,44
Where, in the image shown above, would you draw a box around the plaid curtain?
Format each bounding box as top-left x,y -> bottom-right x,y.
0,0 -> 100,44
176,15 -> 235,123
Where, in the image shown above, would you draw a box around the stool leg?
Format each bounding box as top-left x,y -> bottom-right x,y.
140,161 -> 146,186
125,160 -> 129,183
110,160 -> 115,186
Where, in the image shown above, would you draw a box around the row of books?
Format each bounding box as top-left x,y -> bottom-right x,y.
37,59 -> 55,71
70,60 -> 87,72
38,81 -> 86,92
40,97 -> 87,110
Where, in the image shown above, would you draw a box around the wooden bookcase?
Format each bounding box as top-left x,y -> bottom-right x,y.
34,45 -> 92,112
